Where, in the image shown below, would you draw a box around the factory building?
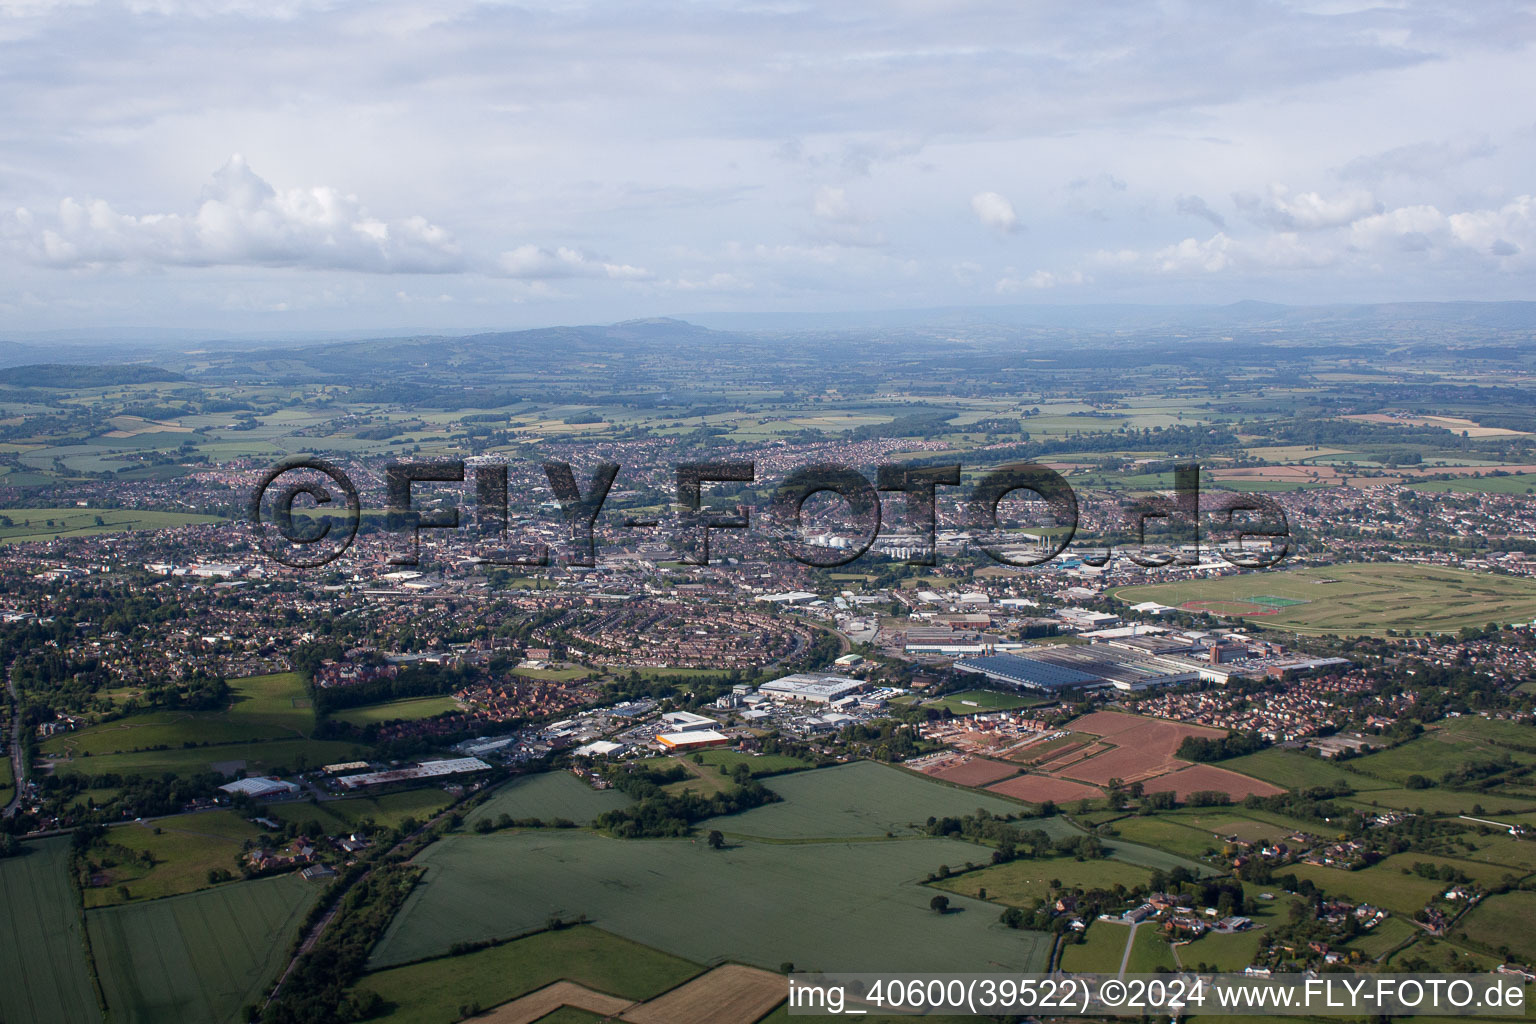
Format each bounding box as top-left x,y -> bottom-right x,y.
757,673 -> 868,704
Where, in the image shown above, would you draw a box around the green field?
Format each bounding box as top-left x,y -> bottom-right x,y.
88,873 -> 321,1024
1060,920 -> 1130,973
330,695 -> 461,726
1348,716 -> 1536,787
923,689 -> 1045,714
1112,563 -> 1536,635
265,788 -> 455,832
1125,923 -> 1178,972
691,748 -> 814,776
370,830 -> 1054,973
45,672 -> 314,758
0,506 -> 225,544
706,761 -> 1050,839
467,771 -> 633,826
354,926 -> 702,1024
1411,474 -> 1536,494
51,737 -> 365,779
82,810 -> 265,906
1346,913 -> 1419,960
1284,856 -> 1471,916
1345,787 -> 1536,815
1220,749 -> 1392,792
0,751 -> 12,808
932,855 -> 1152,906
1457,890 -> 1536,963
0,838 -> 103,1024
1104,815 -> 1228,861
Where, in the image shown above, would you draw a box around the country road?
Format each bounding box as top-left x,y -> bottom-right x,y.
4,663 -> 25,818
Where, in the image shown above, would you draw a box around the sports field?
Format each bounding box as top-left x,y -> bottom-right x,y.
1112,562 -> 1536,635
0,837 -> 103,1024
88,873 -> 321,1024
468,771 -> 634,826
370,831 -> 1054,973
354,925 -> 702,1024
705,761 -> 1050,839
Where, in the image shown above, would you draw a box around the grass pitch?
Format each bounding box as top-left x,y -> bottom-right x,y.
1111,562 -> 1536,635
0,837 -> 103,1024
370,830 -> 1054,974
88,873 -> 320,1024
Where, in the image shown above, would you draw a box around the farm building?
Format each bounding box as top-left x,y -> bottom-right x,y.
655,729 -> 731,752
758,673 -> 866,704
219,777 -> 301,800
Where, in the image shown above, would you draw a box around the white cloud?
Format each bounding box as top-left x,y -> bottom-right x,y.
812,186 -> 854,222
996,269 -> 1086,292
1239,184 -> 1381,230
6,155 -> 464,273
970,191 -> 1020,233
496,245 -> 650,281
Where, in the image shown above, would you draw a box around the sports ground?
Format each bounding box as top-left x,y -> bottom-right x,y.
1112,562 -> 1536,635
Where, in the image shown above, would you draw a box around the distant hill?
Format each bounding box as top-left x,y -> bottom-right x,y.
2,364 -> 186,388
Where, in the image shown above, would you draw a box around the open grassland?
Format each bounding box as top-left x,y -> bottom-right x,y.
89,873 -> 320,1024
353,926 -> 702,1024
266,788 -> 454,832
1125,924 -> 1179,973
1345,787 -> 1536,815
1411,473 -> 1536,494
1112,563 -> 1536,636
1458,891 -> 1536,963
707,761 -> 1047,839
1103,816 -> 1226,861
923,689 -> 1045,714
0,507 -> 224,544
44,672 -> 313,758
1284,861 -> 1450,916
0,837 -> 103,1024
330,695 -> 462,726
1346,913 -> 1419,960
692,748 -> 813,776
467,771 -> 633,826
931,855 -> 1152,907
82,810 -> 265,907
1219,748 -> 1393,792
370,831 -> 1054,974
1347,716 -> 1536,786
51,736 -> 365,779
1059,920 -> 1129,973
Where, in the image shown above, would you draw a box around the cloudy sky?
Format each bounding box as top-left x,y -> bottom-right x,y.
2,0 -> 1535,333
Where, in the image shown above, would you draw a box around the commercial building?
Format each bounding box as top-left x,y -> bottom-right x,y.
660,710 -> 719,732
655,729 -> 731,752
956,644 -> 1198,693
758,673 -> 867,704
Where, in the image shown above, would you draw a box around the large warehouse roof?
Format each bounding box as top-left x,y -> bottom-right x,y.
954,653 -> 1102,690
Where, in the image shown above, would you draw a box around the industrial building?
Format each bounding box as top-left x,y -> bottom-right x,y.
336,756 -> 492,791
655,729 -> 731,751
757,673 -> 868,704
660,710 -> 720,732
955,644 -> 1198,693
218,777 -> 301,800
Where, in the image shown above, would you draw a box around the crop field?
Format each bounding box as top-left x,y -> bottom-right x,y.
1111,563 -> 1536,635
705,761 -> 1046,839
1220,748 -> 1393,792
1146,763 -> 1284,801
329,695 -> 462,726
265,787 -> 454,831
353,925 -> 702,1024
0,506 -> 224,544
985,774 -> 1102,804
1459,891 -> 1536,963
0,837 -> 103,1024
82,810 -> 265,906
931,855 -> 1152,907
88,873 -> 321,1024
467,771 -> 633,826
370,831 -> 1055,973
